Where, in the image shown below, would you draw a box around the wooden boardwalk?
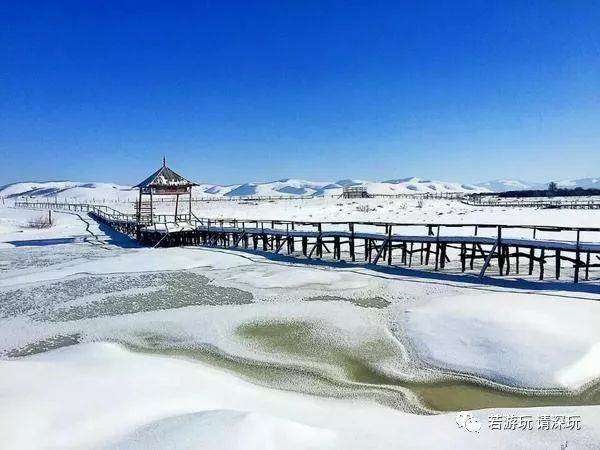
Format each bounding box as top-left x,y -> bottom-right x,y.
15,200 -> 600,284
463,197 -> 600,209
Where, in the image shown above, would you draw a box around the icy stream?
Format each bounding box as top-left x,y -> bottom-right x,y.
1,265 -> 598,414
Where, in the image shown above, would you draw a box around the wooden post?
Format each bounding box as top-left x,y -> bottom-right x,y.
137,188 -> 142,223
317,223 -> 323,258
529,248 -> 535,275
387,226 -> 392,265
555,250 -> 561,280
349,223 -> 355,261
585,252 -> 590,281
434,226 -> 440,271
149,190 -> 154,225
497,227 -> 503,275
574,230 -> 581,283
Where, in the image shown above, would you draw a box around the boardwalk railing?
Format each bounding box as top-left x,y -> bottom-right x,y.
463,196 -> 600,209
15,201 -> 600,283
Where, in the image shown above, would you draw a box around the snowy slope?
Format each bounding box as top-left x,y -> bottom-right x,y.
223,179 -> 335,197
0,181 -> 136,201
474,179 -> 538,192
556,177 -> 600,189
196,177 -> 485,197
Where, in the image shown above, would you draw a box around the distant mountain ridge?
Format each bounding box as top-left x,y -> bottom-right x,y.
1,177 -> 483,200
473,177 -> 600,192
1,176 -> 597,200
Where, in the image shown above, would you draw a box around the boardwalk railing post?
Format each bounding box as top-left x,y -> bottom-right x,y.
387,225 -> 392,265
434,226 -> 440,271
575,230 -> 581,283
349,223 -> 355,261
497,226 -> 503,275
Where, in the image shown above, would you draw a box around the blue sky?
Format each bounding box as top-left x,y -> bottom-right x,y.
2,1 -> 599,185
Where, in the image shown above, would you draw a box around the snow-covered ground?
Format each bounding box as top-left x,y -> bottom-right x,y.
1,205 -> 599,449
186,196 -> 600,227
3,342 -> 600,450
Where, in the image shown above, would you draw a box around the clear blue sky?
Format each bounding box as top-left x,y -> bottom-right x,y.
2,1 -> 599,185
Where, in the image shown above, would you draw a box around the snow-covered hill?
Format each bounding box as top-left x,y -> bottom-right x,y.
0,181 -> 136,202
474,179 -> 538,192
0,177 -> 487,201
475,177 -> 600,192
206,177 -> 484,197
556,177 -> 600,189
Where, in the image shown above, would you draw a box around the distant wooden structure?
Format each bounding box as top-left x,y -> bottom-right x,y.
134,158 -> 197,226
342,186 -> 371,198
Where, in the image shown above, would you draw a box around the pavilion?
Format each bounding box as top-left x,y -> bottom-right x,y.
134,158 -> 197,225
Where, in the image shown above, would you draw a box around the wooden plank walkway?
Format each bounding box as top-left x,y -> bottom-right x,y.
15,200 -> 600,284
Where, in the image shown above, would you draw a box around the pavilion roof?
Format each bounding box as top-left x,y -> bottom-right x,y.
135,161 -> 197,188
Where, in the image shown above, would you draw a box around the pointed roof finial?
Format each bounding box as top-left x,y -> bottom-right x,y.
163,156 -> 166,167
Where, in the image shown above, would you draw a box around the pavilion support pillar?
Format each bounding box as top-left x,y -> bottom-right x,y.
149,190 -> 153,225
137,188 -> 142,224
